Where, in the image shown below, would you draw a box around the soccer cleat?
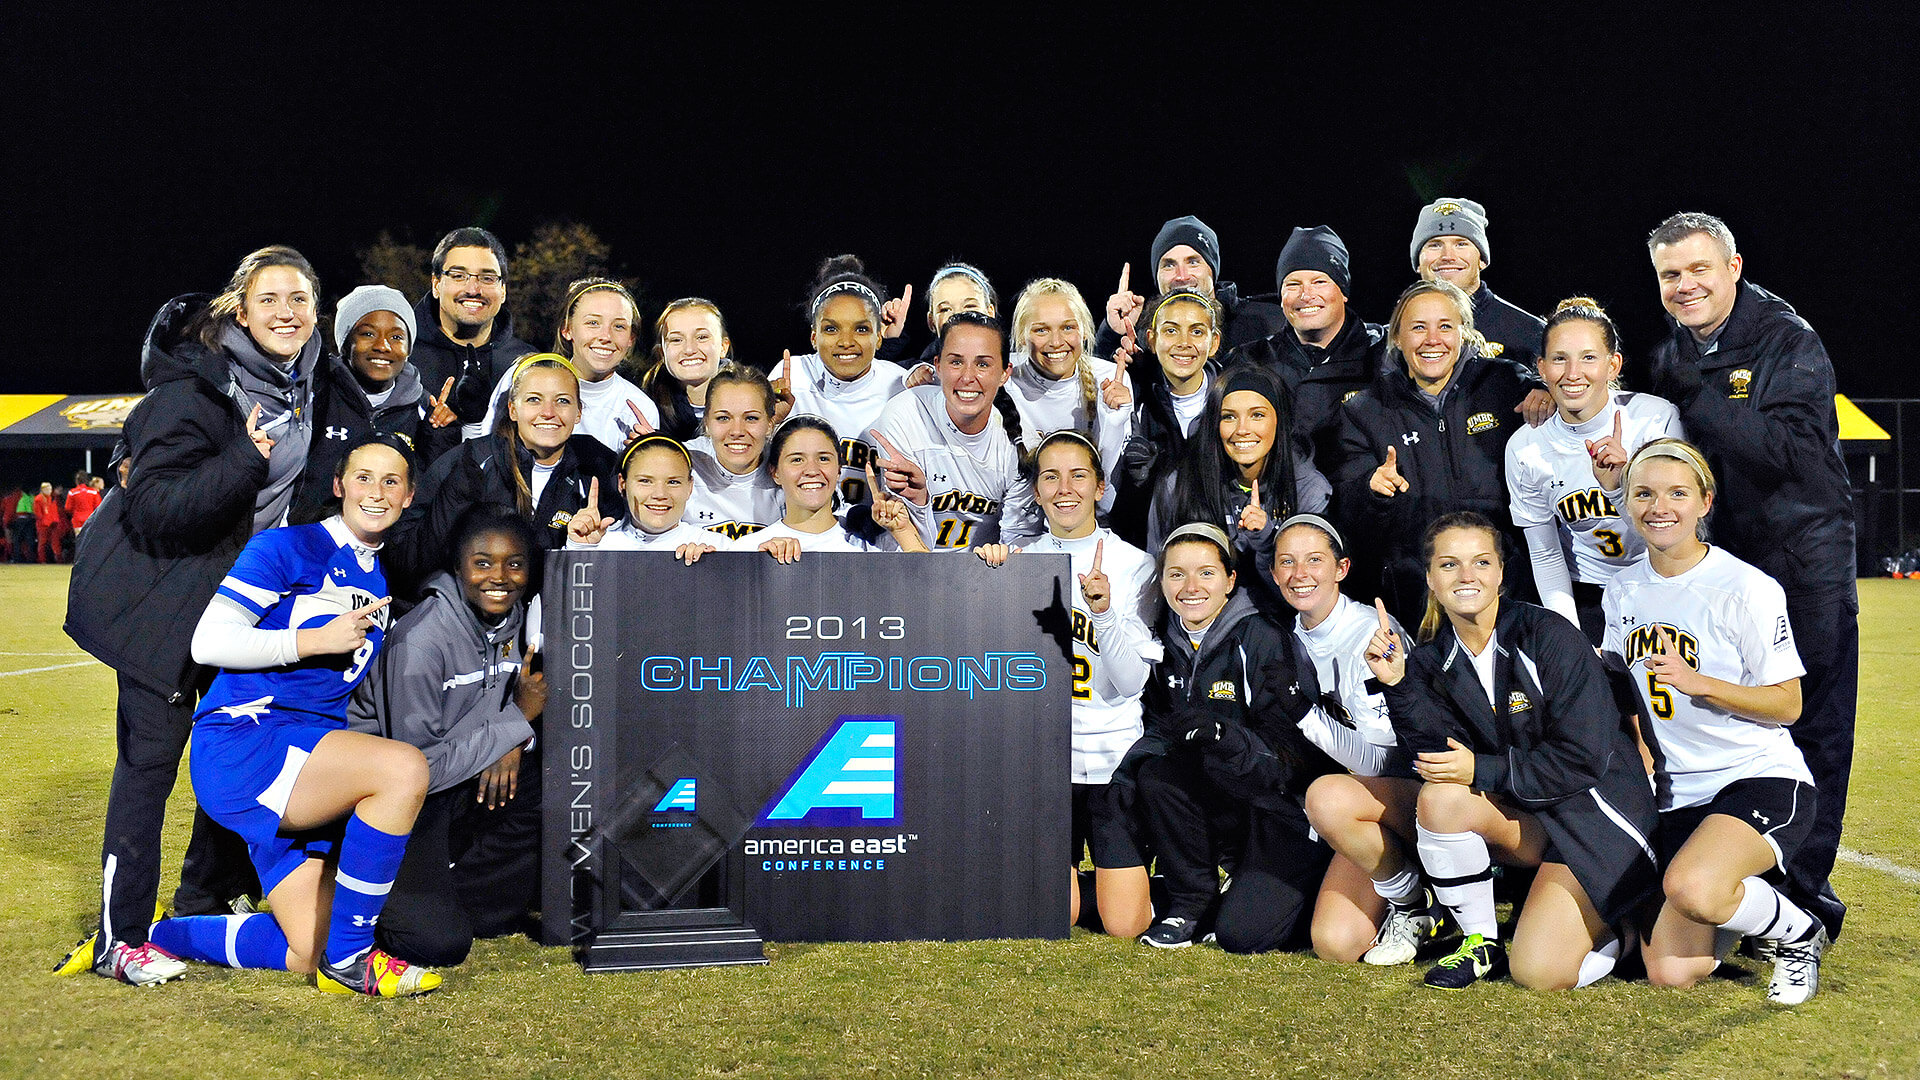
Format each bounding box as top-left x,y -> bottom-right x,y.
316,947 -> 442,997
1766,924 -> 1829,1006
52,930 -> 101,977
1363,898 -> 1442,966
1140,916 -> 1200,949
94,940 -> 189,986
1423,933 -> 1506,990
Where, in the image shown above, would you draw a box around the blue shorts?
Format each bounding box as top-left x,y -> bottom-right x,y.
189,707 -> 345,894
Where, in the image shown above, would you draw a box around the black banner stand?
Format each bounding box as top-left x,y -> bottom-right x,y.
543,552 -> 1072,971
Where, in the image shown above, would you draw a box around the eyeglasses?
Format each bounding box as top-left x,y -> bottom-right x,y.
439,269 -> 504,287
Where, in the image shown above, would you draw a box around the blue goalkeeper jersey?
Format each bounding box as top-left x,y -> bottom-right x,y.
194,517 -> 392,725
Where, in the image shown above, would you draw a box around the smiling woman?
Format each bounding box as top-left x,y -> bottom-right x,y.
61,245 -> 327,986
295,285 -> 431,524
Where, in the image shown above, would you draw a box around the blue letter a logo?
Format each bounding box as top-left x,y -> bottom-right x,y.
758,716 -> 898,826
653,778 -> 697,812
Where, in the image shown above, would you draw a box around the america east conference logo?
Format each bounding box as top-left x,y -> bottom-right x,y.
758,716 -> 899,826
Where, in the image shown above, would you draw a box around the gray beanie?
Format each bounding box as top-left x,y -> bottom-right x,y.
333,284 -> 418,353
1409,197 -> 1490,270
1151,215 -> 1221,279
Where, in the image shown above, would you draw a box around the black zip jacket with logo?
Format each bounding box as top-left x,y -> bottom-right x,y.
1648,280 -> 1854,597
1333,353 -> 1534,626
1381,600 -> 1658,923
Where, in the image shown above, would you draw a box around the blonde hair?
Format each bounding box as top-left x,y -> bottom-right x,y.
1010,278 -> 1100,432
496,353 -> 582,516
1386,279 -> 1486,374
1626,437 -> 1717,540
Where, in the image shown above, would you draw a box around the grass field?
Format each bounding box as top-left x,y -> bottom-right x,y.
3,565 -> 1916,1080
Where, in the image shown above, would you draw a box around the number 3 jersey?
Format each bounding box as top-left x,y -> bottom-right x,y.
195,516 -> 393,725
1505,390 -> 1683,584
1024,528 -> 1160,784
1602,545 -> 1810,812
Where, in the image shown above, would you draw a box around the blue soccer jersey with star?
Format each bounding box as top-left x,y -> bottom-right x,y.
194,517 -> 392,725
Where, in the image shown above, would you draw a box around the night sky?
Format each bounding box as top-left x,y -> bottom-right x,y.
4,10 -> 1914,400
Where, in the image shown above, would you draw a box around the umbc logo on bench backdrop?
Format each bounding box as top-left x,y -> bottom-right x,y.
758,716 -> 899,826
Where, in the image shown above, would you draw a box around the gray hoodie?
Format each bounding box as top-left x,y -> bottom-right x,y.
349,571 -> 532,794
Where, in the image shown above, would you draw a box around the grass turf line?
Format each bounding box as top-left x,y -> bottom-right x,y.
2,565 -> 1915,1080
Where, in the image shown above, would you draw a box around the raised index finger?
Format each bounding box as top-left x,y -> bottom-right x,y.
869,428 -> 906,463
586,476 -> 600,513
1091,538 -> 1104,572
1612,409 -> 1624,443
354,596 -> 393,618
246,403 -> 262,429
1375,597 -> 1392,634
1654,623 -> 1679,655
1118,262 -> 1130,294
1250,477 -> 1261,508
438,376 -> 455,404
865,461 -> 890,502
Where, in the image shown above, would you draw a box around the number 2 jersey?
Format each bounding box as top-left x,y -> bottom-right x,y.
1506,390 -> 1684,585
1024,528 -> 1160,784
1603,545 -> 1810,811
195,516 -> 393,725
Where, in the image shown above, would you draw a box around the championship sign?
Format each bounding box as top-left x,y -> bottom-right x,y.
540,552 -> 1073,968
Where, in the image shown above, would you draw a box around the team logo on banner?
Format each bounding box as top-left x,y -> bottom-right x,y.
654,778 -> 698,812
759,716 -> 899,826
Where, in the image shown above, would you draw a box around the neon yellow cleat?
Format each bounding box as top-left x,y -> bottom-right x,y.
316,947 -> 442,997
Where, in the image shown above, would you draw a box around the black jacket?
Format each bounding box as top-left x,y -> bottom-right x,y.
1237,312 -> 1388,468
1470,284 -> 1546,366
1648,281 -> 1855,597
407,295 -> 537,464
65,296 -> 271,700
1381,601 -> 1658,923
384,432 -> 624,600
1111,353 -> 1225,550
292,354 -> 428,525
1333,353 -> 1534,626
1093,279 -> 1286,362
1134,591 -> 1338,831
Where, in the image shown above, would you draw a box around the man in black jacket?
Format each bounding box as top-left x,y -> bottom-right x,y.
1095,214 -> 1284,361
1411,198 -> 1546,364
1237,226 -> 1387,469
409,227 -> 536,463
1646,211 -> 1857,939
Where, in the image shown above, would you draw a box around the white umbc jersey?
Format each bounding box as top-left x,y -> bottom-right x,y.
872,385 -> 1027,551
778,352 -> 909,507
570,518 -> 716,552
1603,546 -> 1811,812
1006,351 -> 1131,515
684,437 -> 782,541
1292,595 -> 1402,776
726,517 -> 902,553
477,368 -> 661,454
1507,391 -> 1683,590
1026,528 -> 1160,784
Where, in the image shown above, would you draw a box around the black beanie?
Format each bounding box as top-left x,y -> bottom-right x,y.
1274,226 -> 1351,296
1150,215 -> 1221,279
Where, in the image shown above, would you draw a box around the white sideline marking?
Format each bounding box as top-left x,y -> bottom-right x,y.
1839,846 -> 1920,886
0,660 -> 100,677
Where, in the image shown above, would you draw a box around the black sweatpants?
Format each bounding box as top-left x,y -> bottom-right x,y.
1782,588 -> 1859,939
1135,750 -> 1330,953
99,673 -> 254,951
380,745 -> 543,966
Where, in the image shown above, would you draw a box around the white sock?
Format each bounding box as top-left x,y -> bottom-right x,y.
1719,876 -> 1816,943
1575,930 -> 1625,988
1416,823 -> 1497,940
1370,865 -> 1423,908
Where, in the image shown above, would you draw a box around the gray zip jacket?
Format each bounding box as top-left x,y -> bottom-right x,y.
348,571 -> 532,794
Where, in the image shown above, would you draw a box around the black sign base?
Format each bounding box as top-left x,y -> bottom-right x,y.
579,908 -> 768,972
